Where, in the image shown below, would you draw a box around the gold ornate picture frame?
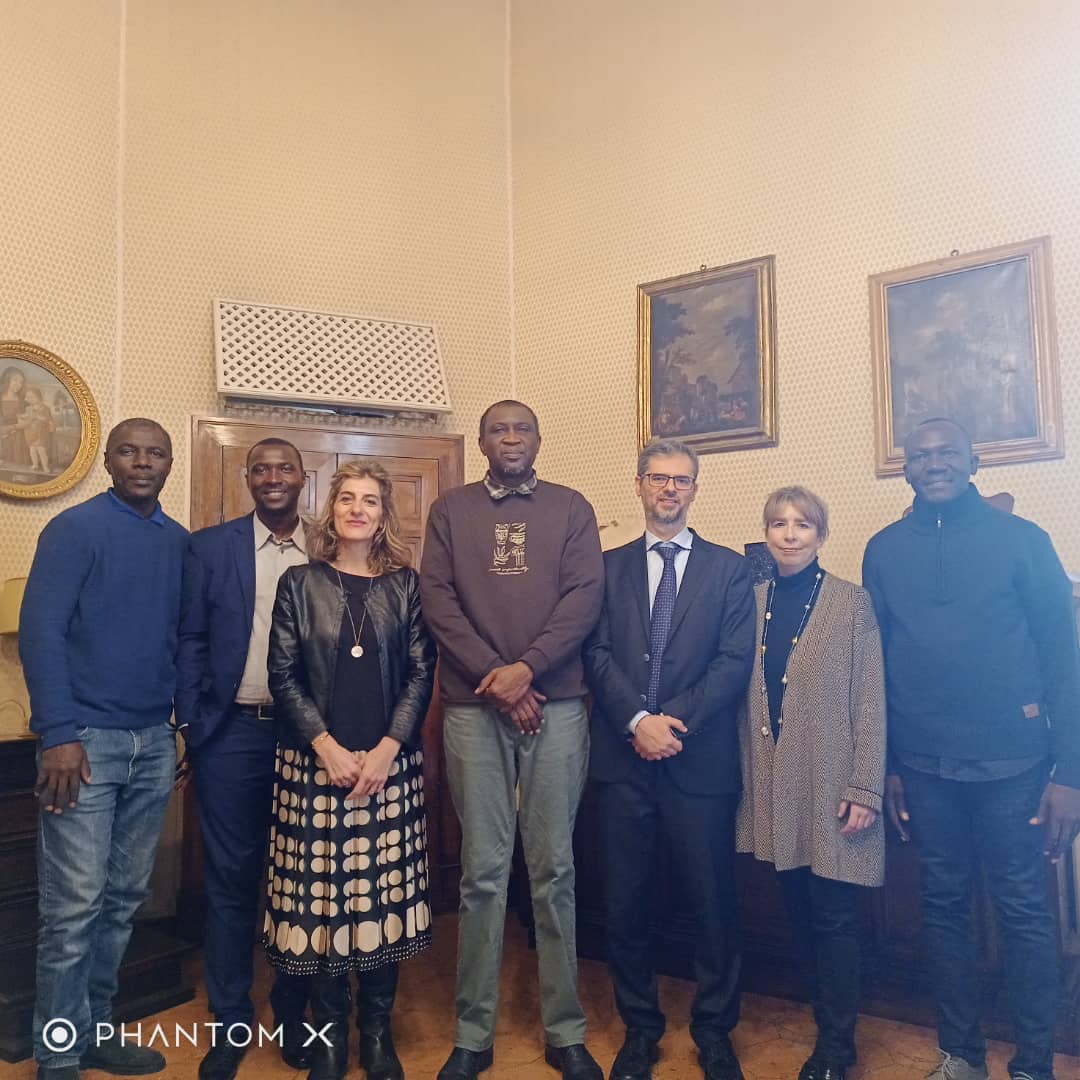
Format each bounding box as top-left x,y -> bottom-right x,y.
0,340 -> 100,499
870,237 -> 1062,476
638,256 -> 778,454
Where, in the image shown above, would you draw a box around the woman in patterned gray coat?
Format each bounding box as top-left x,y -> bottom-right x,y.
737,486 -> 885,1080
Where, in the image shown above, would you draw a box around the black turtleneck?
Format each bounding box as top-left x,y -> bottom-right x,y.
763,558 -> 824,741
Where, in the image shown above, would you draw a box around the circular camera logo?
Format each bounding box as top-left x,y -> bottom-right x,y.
42,1018 -> 78,1054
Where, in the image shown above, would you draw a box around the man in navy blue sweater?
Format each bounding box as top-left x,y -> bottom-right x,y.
20,418 -> 187,1080
863,418 -> 1080,1080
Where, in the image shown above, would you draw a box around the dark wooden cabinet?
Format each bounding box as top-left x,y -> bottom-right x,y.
574,782 -> 1080,1054
0,737 -> 195,1062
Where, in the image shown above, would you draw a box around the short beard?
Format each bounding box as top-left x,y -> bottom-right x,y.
650,504 -> 685,528
497,459 -> 530,479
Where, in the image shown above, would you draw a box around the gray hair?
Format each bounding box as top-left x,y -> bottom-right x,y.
637,438 -> 699,479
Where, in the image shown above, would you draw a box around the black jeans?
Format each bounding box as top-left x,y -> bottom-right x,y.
778,869 -> 862,1066
901,762 -> 1057,1079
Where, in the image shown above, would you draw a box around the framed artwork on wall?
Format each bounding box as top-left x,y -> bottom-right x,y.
0,340 -> 100,500
869,237 -> 1062,476
637,256 -> 778,454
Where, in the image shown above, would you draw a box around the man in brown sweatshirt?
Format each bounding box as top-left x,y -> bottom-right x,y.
421,401 -> 605,1080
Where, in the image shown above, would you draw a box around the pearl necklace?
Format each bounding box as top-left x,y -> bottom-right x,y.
759,570 -> 823,739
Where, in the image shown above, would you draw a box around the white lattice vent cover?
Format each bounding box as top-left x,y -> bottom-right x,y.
214,299 -> 452,413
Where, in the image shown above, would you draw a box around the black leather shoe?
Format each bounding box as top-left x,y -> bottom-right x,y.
81,1033 -> 165,1075
698,1037 -> 744,1080
436,1046 -> 494,1080
609,1030 -> 659,1080
797,1059 -> 847,1080
545,1043 -> 604,1080
358,1022 -> 403,1080
279,1017 -> 313,1070
198,1043 -> 247,1080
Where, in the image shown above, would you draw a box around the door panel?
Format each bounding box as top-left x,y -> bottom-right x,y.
184,416 -> 464,919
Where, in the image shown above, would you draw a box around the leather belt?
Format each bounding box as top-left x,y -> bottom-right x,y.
234,702 -> 275,720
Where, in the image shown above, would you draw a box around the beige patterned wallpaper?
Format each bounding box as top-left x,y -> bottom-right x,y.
0,0 -> 120,575
6,0 -> 1080,593
512,0 -> 1080,583
0,0 -> 511,584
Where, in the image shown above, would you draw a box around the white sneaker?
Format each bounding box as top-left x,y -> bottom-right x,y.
924,1052 -> 990,1080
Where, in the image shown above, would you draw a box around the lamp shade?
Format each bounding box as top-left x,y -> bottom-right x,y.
0,577 -> 27,635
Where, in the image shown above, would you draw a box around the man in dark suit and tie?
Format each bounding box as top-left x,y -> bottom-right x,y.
177,437 -> 310,1080
584,438 -> 756,1080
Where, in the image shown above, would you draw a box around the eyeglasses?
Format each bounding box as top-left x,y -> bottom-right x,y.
640,473 -> 696,491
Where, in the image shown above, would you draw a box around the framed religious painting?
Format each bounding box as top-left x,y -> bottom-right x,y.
638,256 -> 778,454
869,237 -> 1062,476
0,340 -> 100,499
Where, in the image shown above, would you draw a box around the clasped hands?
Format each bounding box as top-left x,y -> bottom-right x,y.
632,712 -> 688,761
316,734 -> 401,800
475,660 -> 545,735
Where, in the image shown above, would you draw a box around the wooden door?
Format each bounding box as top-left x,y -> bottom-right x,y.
180,415 -> 464,922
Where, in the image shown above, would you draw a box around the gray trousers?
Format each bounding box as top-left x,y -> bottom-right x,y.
444,697 -> 590,1051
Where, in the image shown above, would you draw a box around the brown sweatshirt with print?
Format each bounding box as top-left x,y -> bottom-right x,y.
419,479 -> 604,704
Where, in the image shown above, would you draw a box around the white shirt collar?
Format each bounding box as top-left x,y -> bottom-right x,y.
643,525 -> 693,552
254,515 -> 307,554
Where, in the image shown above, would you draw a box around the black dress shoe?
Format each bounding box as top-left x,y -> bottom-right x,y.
279,1017 -> 313,1070
698,1037 -> 744,1080
198,1043 -> 248,1080
81,1033 -> 166,1075
610,1030 -> 659,1080
797,1059 -> 847,1080
436,1046 -> 494,1080
544,1043 -> 604,1080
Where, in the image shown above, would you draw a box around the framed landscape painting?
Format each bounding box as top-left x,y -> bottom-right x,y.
638,256 -> 777,454
869,237 -> 1061,476
0,340 -> 100,499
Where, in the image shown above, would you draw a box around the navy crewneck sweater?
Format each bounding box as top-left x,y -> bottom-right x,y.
20,490 -> 188,749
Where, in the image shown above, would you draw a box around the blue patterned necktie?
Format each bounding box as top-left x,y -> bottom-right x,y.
646,541 -> 680,713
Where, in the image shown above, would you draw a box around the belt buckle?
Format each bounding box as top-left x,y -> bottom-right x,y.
257,704 -> 274,721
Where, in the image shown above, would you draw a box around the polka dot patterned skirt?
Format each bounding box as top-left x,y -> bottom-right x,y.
263,744 -> 432,976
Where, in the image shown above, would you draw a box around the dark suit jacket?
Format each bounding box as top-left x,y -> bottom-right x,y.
176,513 -> 259,750
583,531 -> 756,795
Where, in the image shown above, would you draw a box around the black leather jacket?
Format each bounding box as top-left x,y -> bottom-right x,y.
268,562 -> 436,751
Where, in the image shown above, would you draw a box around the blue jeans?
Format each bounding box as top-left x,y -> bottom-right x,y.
34,723 -> 176,1067
901,762 -> 1057,1080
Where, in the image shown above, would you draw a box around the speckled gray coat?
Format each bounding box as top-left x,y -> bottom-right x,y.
736,574 -> 886,886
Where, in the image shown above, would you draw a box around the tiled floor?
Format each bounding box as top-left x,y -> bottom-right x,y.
5,914 -> 1080,1079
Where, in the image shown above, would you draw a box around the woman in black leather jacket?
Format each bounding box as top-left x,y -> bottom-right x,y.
265,460 -> 436,1080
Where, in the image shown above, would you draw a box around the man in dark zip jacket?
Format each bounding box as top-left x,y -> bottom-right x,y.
862,417 -> 1080,1080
